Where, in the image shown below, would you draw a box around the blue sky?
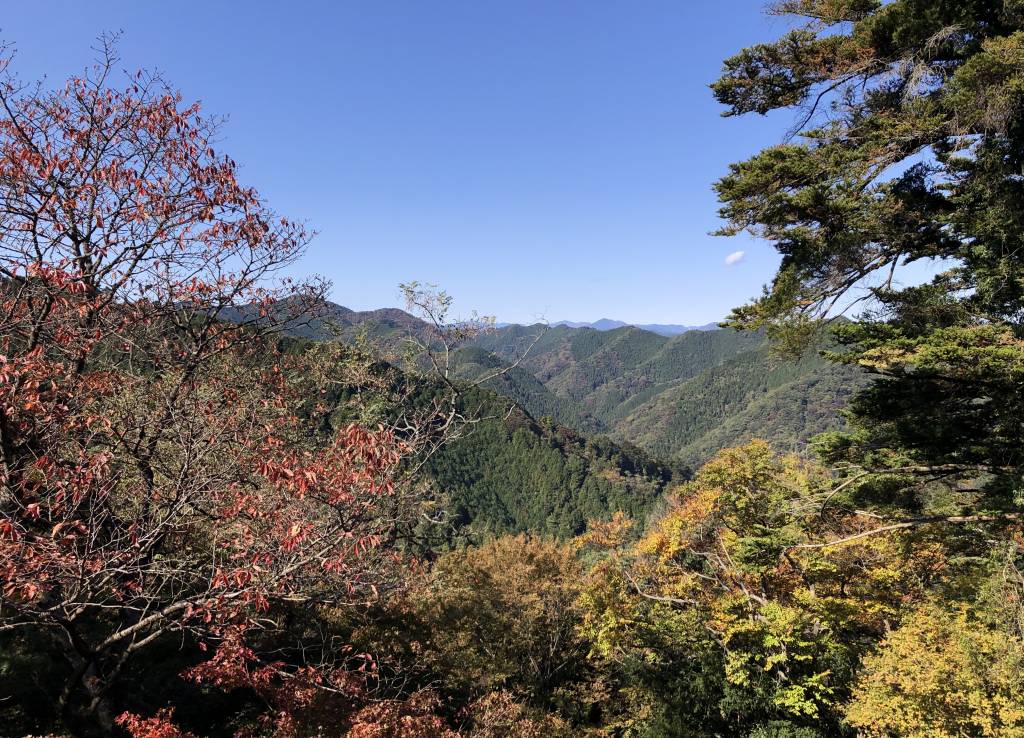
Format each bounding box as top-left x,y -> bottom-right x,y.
5,1 -> 800,325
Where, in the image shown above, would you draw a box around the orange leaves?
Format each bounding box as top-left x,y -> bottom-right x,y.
0,520 -> 18,542
579,510 -> 634,550
253,424 -> 403,506
344,691 -> 458,738
0,48 -> 315,333
280,523 -> 308,552
116,710 -> 199,738
182,629 -> 338,736
18,580 -> 40,602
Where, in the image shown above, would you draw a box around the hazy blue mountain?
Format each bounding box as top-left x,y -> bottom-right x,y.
550,319 -> 718,335
637,321 -> 719,335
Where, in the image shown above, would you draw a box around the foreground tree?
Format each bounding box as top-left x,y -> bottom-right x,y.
713,0 -> 1024,504
0,40 -> 443,735
845,603 -> 1024,737
707,11 -> 1024,732
568,459 -> 1019,736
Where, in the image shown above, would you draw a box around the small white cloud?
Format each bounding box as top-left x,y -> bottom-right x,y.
724,250 -> 746,267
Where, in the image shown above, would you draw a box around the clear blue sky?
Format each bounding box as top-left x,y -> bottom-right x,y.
5,1 -> 798,325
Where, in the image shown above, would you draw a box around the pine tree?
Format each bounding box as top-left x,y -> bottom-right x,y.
713,0 -> 1024,505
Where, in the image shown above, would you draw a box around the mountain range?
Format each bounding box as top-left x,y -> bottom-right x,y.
549,319 -> 719,335
463,321 -> 864,468
286,302 -> 865,466
258,301 -> 866,536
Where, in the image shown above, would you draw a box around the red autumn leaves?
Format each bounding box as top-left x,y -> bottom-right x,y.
0,39 -> 419,735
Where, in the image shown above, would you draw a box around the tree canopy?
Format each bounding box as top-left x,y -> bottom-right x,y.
714,0 -> 1024,501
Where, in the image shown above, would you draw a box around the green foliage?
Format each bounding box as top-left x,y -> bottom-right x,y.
746,723 -> 823,738
823,322 -> 1024,487
470,325 -> 857,468
712,0 -> 1024,503
429,412 -> 673,539
574,441 -> 1006,735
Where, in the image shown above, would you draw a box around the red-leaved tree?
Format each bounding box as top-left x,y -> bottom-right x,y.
0,39 -> 441,735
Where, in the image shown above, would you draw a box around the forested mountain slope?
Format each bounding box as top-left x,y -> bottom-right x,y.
614,343 -> 864,466
467,321 -> 862,466
274,301 -> 862,470
293,340 -> 676,540
226,300 -> 428,343
426,401 -> 675,539
448,346 -> 603,433
470,323 -> 766,415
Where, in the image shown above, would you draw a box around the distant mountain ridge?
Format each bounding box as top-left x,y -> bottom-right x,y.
549,319 -> 719,335
266,303 -> 718,339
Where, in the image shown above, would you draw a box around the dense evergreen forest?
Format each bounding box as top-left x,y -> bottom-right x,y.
4,1 -> 1024,737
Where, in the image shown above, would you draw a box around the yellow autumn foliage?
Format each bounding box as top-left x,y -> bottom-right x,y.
847,603 -> 1024,738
